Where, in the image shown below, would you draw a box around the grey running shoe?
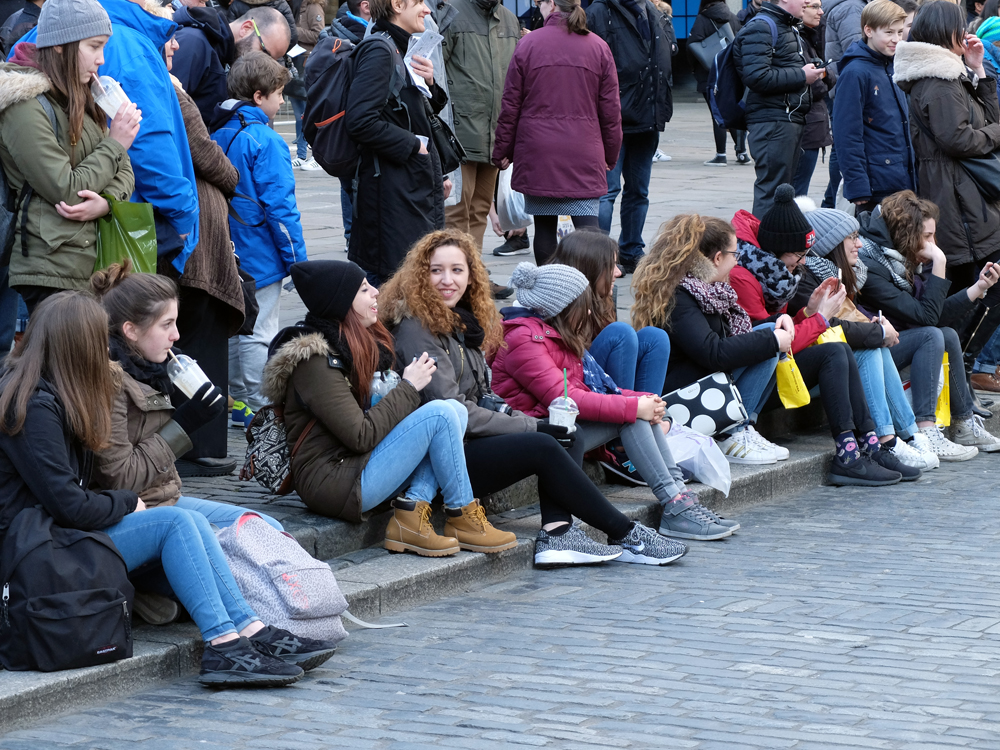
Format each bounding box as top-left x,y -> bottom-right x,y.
534,524 -> 623,569
659,491 -> 733,541
699,505 -> 741,532
609,523 -> 688,565
199,636 -> 304,688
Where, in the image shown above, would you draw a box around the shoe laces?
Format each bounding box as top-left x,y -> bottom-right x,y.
469,502 -> 489,532
969,414 -> 989,438
418,503 -> 434,534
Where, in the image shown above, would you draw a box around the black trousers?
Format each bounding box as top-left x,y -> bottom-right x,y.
532,215 -> 601,266
15,285 -> 60,316
795,342 -> 875,437
464,432 -> 633,540
747,120 -> 804,217
947,248 -> 1000,370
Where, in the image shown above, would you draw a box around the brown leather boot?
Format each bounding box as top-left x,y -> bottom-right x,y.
443,500 -> 517,553
971,368 -> 1000,393
384,499 -> 460,557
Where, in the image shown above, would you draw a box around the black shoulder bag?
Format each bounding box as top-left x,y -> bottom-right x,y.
422,98 -> 467,175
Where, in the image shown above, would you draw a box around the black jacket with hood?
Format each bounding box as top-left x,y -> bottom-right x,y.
172,7 -> 237,126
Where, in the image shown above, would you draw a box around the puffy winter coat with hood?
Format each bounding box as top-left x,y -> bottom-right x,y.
732,2 -> 810,125
822,0 -> 866,70
893,40 -> 1000,266
321,2 -> 366,43
832,39 -> 914,203
0,58 -> 134,292
490,310 -> 646,424
171,6 -> 237,126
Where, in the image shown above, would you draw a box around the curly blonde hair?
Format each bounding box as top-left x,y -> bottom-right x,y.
378,229 -> 504,355
631,214 -> 735,329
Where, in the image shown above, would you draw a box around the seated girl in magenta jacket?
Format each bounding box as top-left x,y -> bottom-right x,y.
491,262 -> 739,542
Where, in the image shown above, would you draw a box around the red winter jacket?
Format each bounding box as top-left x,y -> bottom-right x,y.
492,11 -> 622,198
729,266 -> 828,354
491,315 -> 644,423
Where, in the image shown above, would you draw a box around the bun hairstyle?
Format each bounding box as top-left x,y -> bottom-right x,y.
90,260 -> 180,340
554,0 -> 589,34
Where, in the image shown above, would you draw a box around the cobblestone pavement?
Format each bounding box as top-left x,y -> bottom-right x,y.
5,460 -> 1000,749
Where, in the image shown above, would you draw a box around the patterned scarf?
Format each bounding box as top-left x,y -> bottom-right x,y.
859,237 -> 914,294
803,255 -> 869,293
679,273 -> 753,336
737,240 -> 801,313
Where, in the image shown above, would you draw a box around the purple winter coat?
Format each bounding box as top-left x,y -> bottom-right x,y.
492,11 -> 622,199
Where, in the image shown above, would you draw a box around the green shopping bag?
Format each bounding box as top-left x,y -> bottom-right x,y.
94,197 -> 157,274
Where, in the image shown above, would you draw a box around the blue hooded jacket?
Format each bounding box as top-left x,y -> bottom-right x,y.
210,101 -> 306,288
10,0 -> 200,273
831,39 -> 916,203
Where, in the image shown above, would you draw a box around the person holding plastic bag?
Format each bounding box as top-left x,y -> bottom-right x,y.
856,190 -> 1000,460
0,0 -> 139,313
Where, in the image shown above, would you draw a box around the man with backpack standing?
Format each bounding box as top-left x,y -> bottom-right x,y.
733,0 -> 824,217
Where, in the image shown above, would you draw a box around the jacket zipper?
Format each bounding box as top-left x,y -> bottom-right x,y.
2,583 -> 9,629
123,600 -> 131,642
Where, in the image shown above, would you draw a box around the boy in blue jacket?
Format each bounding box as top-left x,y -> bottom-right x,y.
211,52 -> 307,423
831,0 -> 915,214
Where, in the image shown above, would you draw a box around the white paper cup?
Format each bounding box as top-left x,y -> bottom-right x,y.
416,135 -> 429,150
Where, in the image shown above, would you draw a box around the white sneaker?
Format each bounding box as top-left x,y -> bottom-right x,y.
890,437 -> 938,471
652,149 -> 672,162
300,157 -> 323,171
951,415 -> 1000,452
908,432 -> 941,470
746,425 -> 789,460
716,429 -> 776,465
291,157 -> 304,169
918,425 -> 978,462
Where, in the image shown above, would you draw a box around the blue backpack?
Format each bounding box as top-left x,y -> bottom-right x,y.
708,15 -> 778,131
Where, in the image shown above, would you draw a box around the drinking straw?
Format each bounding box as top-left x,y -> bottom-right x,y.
563,369 -> 568,399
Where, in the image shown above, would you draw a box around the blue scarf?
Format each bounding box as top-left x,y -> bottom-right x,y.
582,352 -> 623,395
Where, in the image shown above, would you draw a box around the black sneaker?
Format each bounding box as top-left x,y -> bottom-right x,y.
249,625 -> 339,671
735,151 -> 752,165
618,257 -> 642,275
199,636 -> 304,688
868,446 -> 921,482
491,282 -> 514,300
599,446 -> 647,486
493,233 -> 531,256
826,454 -> 902,487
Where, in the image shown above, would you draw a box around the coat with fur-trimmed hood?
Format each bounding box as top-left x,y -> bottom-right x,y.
662,253 -> 780,394
260,327 -> 421,522
893,40 -> 1000,266
0,60 -> 134,292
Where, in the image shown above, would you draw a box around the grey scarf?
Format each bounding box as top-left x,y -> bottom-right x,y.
803,255 -> 869,293
859,237 -> 914,294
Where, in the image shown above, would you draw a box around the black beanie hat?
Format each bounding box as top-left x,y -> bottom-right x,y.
290,260 -> 367,322
756,184 -> 817,257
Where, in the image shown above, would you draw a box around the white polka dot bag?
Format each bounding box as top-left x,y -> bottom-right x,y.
663,372 -> 748,437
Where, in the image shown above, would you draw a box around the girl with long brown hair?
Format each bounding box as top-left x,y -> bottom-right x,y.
261,259 -> 516,557
0,0 -> 141,312
0,292 -> 337,686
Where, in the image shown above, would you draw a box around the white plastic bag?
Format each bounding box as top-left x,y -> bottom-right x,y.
496,167 -> 532,231
664,423 -> 732,496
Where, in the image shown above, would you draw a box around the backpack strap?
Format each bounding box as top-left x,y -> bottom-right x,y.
290,417 -> 317,460
221,112 -> 268,228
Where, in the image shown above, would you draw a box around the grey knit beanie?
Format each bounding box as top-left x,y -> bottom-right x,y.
509,262 -> 589,319
36,0 -> 112,49
801,206 -> 860,258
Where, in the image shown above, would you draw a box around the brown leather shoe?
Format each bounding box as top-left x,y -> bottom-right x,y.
384,499 -> 460,557
444,499 -> 517,553
971,369 -> 1000,393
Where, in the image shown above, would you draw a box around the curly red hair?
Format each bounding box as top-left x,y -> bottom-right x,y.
378,229 -> 503,356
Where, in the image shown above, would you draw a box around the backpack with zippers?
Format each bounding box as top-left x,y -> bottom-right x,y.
0,506 -> 134,672
240,404 -> 317,494
707,15 -> 778,130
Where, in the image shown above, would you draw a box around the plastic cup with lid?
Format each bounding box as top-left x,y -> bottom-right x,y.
167,354 -> 213,400
548,395 -> 579,433
91,76 -> 132,119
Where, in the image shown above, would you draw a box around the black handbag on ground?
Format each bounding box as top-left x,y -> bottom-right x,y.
912,103 -> 1000,203
688,20 -> 735,71
663,371 -> 748,437
0,506 -> 134,672
423,98 -> 466,175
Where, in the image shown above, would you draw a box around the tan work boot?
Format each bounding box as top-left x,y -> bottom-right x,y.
443,499 -> 517,553
384,498 -> 460,557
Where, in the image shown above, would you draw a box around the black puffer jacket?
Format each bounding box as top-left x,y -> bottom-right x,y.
732,2 -> 810,125
689,1 -> 741,94
587,0 -> 673,132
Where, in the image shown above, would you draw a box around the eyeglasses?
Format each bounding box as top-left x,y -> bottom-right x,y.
533,0 -> 552,7
789,251 -> 809,260
847,231 -> 860,241
252,19 -> 270,57
802,3 -> 822,9
721,249 -> 743,260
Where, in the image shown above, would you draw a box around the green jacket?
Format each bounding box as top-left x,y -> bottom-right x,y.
443,0 -> 520,163
0,64 -> 134,291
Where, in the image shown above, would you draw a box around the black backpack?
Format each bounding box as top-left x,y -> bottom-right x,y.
707,15 -> 778,130
1,94 -> 59,267
0,506 -> 134,672
302,33 -> 403,179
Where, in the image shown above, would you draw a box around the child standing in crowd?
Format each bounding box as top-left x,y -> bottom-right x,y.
211,52 -> 307,427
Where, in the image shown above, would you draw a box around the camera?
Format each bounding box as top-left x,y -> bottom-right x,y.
478,393 -> 513,416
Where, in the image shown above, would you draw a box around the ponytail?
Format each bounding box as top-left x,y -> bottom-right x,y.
554,0 -> 589,33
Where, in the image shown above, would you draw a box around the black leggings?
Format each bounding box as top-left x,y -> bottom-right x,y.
532,214 -> 601,265
795,341 -> 875,437
702,93 -> 746,155
464,432 -> 633,540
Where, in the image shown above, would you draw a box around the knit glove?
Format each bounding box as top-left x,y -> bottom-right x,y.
537,419 -> 576,449
172,382 -> 226,435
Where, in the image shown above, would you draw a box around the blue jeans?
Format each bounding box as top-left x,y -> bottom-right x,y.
174,496 -> 283,531
598,130 -> 660,265
793,147 -> 820,197
589,322 -> 671,393
730,323 -> 778,425
339,177 -> 353,246
854,348 -> 918,439
290,97 -> 308,160
822,141 -> 841,208
973,325 -> 1000,372
104,507 -> 260,641
359,400 -> 473,511
0,266 -> 18,361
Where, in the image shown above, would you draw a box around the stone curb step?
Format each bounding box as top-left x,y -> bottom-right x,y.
0,435 -> 834,734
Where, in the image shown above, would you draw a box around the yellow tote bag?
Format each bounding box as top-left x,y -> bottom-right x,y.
936,352 -> 951,427
776,353 -> 811,409
813,325 -> 848,346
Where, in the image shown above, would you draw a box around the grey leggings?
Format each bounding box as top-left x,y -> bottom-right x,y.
567,419 -> 685,504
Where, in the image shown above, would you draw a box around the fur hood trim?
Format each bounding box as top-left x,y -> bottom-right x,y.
260,332 -> 331,403
686,253 -> 717,283
0,65 -> 51,114
893,41 -> 966,85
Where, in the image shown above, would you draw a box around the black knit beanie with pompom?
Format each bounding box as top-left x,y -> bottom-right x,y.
756,184 -> 817,257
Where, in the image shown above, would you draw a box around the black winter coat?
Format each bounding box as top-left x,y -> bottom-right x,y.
172,7 -> 236,126
799,27 -> 833,150
732,2 -> 810,125
0,380 -> 137,551
345,24 -> 447,280
227,0 -> 299,46
663,285 -> 780,394
587,0 -> 673,132
688,1 -> 740,94
786,267 -> 884,347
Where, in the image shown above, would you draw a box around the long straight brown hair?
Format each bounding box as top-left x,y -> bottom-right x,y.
34,42 -> 105,152
0,292 -> 115,451
337,310 -> 396,406
545,288 -> 594,358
